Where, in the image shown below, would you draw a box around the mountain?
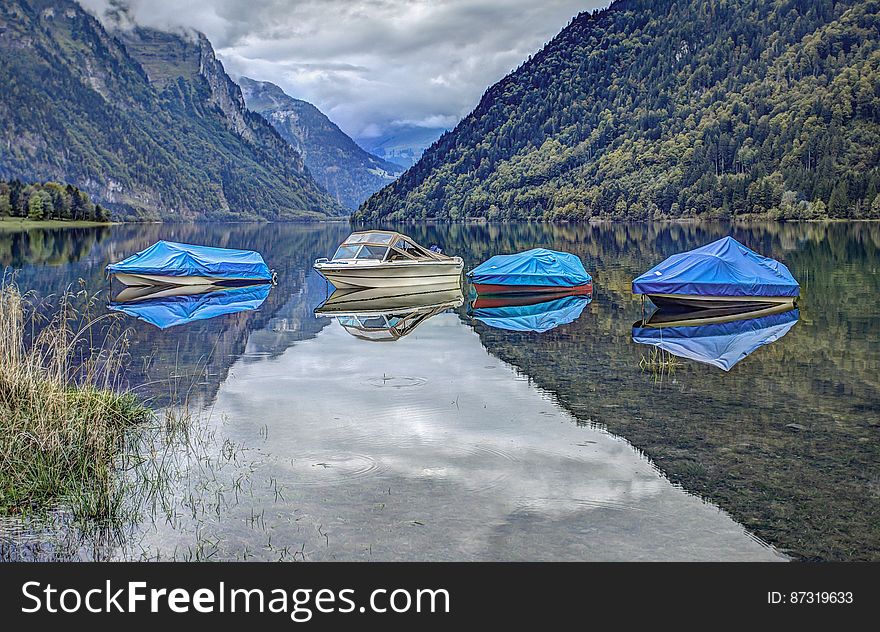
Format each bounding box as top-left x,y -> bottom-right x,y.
356,0 -> 880,222
239,77 -> 402,211
0,0 -> 343,220
356,126 -> 447,169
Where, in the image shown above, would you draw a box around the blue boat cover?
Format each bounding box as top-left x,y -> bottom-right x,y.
632,236 -> 799,298
467,248 -> 591,288
109,284 -> 270,329
632,309 -> 799,371
469,294 -> 590,333
106,241 -> 272,281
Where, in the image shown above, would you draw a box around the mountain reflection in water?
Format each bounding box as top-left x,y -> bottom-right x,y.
1,221 -> 878,561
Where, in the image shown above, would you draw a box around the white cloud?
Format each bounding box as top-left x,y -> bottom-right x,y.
80,0 -> 610,139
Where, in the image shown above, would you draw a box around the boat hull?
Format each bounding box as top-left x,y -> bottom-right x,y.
646,293 -> 796,309
111,283 -> 226,302
315,284 -> 464,314
636,302 -> 797,329
112,272 -> 238,287
472,282 -> 592,296
471,287 -> 592,309
314,260 -> 463,289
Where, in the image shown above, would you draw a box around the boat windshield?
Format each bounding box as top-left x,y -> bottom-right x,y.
392,238 -> 430,258
359,316 -> 391,328
332,231 -> 443,262
332,244 -> 360,260
356,245 -> 388,260
331,243 -> 389,261
336,314 -> 403,341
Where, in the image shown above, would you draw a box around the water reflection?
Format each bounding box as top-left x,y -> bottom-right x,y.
316,285 -> 464,342
135,310 -> 781,561
632,304 -> 800,371
109,283 -> 272,330
2,220 -> 878,560
468,290 -> 591,333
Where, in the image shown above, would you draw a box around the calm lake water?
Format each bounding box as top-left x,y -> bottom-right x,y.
1,222 -> 878,561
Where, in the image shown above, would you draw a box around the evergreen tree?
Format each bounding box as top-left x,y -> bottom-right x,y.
829,181 -> 851,218
8,180 -> 24,218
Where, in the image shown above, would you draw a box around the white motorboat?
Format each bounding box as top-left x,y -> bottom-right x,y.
313,231 -> 463,289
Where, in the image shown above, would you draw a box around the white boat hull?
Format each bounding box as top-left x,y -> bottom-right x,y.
112,273 -> 273,287
113,272 -> 234,287
314,259 -> 463,289
111,283 -> 227,302
316,285 -> 464,315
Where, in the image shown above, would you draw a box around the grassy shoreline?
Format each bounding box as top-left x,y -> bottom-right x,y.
0,217 -> 114,231
0,283 -> 150,519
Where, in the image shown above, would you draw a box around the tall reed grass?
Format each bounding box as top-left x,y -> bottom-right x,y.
639,347 -> 681,383
0,281 -> 150,519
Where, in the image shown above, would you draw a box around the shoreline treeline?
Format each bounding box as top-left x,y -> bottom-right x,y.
0,180 -> 110,223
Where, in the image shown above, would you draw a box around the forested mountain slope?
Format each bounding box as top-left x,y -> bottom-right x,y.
356,0 -> 880,222
0,0 -> 342,220
240,77 -> 402,211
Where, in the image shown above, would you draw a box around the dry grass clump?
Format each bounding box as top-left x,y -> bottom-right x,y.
0,281 -> 150,519
639,347 -> 681,383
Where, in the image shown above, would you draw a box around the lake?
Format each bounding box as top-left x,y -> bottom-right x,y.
1,221 -> 878,561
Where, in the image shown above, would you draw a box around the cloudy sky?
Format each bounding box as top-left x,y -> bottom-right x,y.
81,0 -> 609,140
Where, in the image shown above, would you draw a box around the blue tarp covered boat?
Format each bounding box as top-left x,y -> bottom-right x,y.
632,236 -> 798,307
632,307 -> 799,371
467,248 -> 592,295
469,293 -> 590,333
109,284 -> 271,329
106,241 -> 273,286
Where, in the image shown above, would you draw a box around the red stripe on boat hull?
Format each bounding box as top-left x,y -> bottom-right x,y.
472,283 -> 592,296
471,289 -> 591,309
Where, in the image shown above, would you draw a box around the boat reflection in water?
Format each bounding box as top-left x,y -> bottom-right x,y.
468,289 -> 592,333
314,283 -> 465,342
632,303 -> 800,371
109,283 -> 271,329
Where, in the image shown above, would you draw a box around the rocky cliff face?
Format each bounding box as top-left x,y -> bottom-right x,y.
0,0 -> 341,220
240,77 -> 402,210
196,34 -> 256,144
119,28 -> 309,176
